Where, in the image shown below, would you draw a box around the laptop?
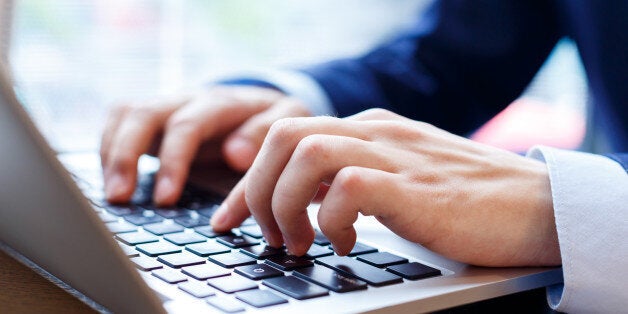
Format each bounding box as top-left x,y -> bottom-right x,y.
0,61 -> 563,313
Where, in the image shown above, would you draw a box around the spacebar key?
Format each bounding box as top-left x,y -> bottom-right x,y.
316,255 -> 402,287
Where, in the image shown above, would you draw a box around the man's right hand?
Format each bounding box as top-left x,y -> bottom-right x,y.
100,85 -> 311,206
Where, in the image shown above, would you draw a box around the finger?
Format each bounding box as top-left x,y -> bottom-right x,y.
346,108 -> 408,122
191,140 -> 226,165
318,166 -> 403,255
311,183 -> 330,203
245,116 -> 368,248
153,98 -> 271,205
271,135 -> 397,255
100,103 -> 130,169
104,107 -> 172,203
223,98 -> 311,172
210,174 -> 275,238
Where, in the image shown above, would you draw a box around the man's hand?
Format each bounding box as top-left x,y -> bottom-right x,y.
100,86 -> 311,206
212,108 -> 561,267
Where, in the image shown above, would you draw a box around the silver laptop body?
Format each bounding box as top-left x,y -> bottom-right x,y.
0,64 -> 563,313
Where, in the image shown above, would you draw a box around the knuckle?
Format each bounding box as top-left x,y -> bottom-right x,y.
380,120 -> 427,140
334,166 -> 367,196
165,111 -> 200,135
387,120 -> 414,133
293,134 -> 330,163
358,108 -> 396,120
266,117 -> 301,144
367,107 -> 394,117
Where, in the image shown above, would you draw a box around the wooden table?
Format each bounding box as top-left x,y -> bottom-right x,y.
0,250 -> 95,314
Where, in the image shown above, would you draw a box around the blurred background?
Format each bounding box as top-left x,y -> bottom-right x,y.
4,0 -> 588,153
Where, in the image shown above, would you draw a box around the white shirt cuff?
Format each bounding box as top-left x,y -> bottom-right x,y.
527,146 -> 628,313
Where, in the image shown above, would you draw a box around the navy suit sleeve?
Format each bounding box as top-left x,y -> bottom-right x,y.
301,0 -> 561,135
606,153 -> 628,173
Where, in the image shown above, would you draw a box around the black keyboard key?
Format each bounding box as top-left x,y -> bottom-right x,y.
234,264 -> 284,280
105,204 -> 143,216
313,231 -> 330,245
182,187 -> 221,203
182,263 -> 230,280
206,296 -> 244,313
262,276 -> 329,300
164,232 -> 207,246
236,289 -> 288,308
386,262 -> 441,280
192,204 -> 220,217
207,275 -> 258,293
216,235 -> 259,248
178,281 -> 216,298
208,252 -> 257,268
239,245 -> 285,260
304,245 -> 334,259
152,268 -> 188,284
153,208 -> 190,219
174,215 -> 210,228
105,221 -> 137,234
239,225 -> 263,238
130,187 -> 152,205
157,252 -> 206,268
195,225 -> 232,238
316,255 -> 402,287
293,265 -> 368,293
346,242 -> 378,256
356,252 -> 408,268
143,222 -> 185,235
136,241 -> 182,257
115,232 -> 159,246
136,172 -> 156,188
130,256 -> 163,271
264,255 -> 313,271
124,212 -> 164,225
186,241 -> 230,256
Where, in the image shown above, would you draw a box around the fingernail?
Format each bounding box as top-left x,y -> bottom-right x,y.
105,173 -> 128,201
154,176 -> 175,205
210,203 -> 229,228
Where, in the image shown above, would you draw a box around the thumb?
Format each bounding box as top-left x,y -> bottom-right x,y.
222,98 -> 311,172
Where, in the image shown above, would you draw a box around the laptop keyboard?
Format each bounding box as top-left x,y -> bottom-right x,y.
72,168 -> 442,312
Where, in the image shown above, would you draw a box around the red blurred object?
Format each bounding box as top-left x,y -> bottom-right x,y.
471,98 -> 586,153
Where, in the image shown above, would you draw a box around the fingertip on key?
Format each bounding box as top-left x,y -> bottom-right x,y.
105,173 -> 132,203
153,176 -> 178,206
210,203 -> 230,230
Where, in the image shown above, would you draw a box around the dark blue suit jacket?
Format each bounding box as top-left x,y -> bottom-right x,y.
299,0 -> 628,170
